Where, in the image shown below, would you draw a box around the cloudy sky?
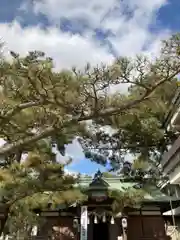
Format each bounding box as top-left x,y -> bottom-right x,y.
0,0 -> 179,174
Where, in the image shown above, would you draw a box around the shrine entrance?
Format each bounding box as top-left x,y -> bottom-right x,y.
32,170 -> 180,240
93,221 -> 109,240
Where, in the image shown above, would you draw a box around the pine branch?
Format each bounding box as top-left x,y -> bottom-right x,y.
0,127 -> 54,156
3,101 -> 43,119
0,67 -> 179,156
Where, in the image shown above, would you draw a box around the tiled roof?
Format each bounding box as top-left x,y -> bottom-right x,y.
77,177 -> 180,203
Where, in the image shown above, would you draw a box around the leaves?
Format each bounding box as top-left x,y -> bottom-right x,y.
0,33 -> 180,237
0,35 -> 180,156
80,75 -> 178,170
109,189 -> 144,213
0,137 -> 82,236
0,157 -> 81,237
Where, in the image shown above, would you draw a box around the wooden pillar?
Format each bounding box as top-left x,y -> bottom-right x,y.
109,222 -> 119,240
0,205 -> 9,236
37,218 -> 51,238
140,208 -> 144,237
88,220 -> 93,240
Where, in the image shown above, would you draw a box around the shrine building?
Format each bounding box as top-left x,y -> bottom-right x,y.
1,171 -> 178,240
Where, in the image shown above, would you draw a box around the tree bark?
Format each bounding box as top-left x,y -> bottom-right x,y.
0,69 -> 179,156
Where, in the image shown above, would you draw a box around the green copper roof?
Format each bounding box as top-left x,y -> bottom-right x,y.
77,176 -> 179,203
78,177 -> 133,191
41,173 -> 180,212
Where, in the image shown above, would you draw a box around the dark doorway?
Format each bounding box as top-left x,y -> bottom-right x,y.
93,221 -> 109,240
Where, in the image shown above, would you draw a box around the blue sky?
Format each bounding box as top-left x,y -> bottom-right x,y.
0,0 -> 179,174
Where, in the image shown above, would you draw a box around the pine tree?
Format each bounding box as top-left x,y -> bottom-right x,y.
79,34 -> 180,171
0,33 -> 180,237
0,34 -> 180,159
0,141 -> 86,237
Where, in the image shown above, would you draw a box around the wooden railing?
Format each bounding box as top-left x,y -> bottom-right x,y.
139,237 -> 171,240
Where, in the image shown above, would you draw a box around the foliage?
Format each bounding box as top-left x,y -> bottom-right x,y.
0,33 -> 180,237
102,172 -> 119,178
119,159 -> 166,184
0,34 -> 180,161
0,144 -> 86,238
4,188 -> 86,239
109,188 -> 144,214
79,34 -> 180,170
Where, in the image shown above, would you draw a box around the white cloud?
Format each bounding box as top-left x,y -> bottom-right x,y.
31,0 -> 169,57
64,168 -> 78,176
0,139 -> 6,147
32,0 -> 167,29
54,138 -> 85,164
0,21 -> 113,69
65,139 -> 84,160
0,0 -> 171,166
0,0 -> 170,70
131,0 -> 167,10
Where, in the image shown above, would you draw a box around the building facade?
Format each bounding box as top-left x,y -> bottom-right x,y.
160,88 -> 180,229
28,171 -> 178,240
161,87 -> 180,186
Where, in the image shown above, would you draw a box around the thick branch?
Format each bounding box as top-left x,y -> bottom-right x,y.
0,185 -> 77,235
0,126 -> 54,156
0,69 -> 179,156
1,101 -> 44,120
80,68 -> 180,120
0,97 -> 148,156
7,185 -> 76,209
83,144 -> 157,151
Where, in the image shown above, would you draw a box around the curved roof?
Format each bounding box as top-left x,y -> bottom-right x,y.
77,176 -> 180,203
